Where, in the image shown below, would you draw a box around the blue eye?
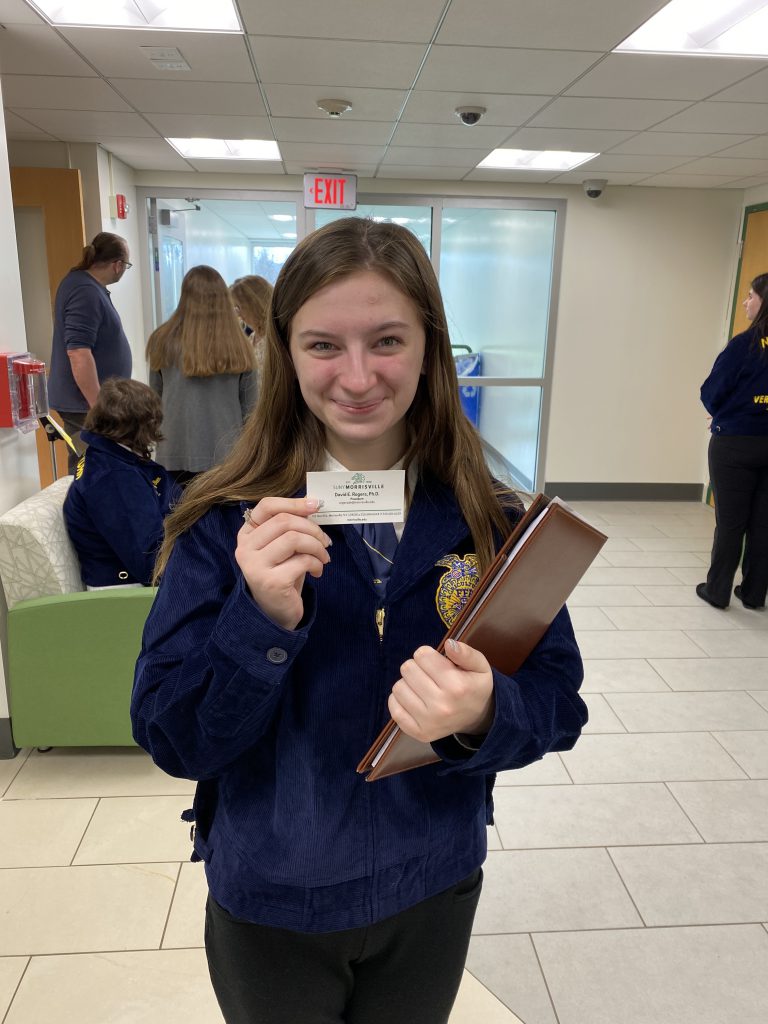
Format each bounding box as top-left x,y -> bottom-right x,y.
310,341 -> 335,352
377,336 -> 400,348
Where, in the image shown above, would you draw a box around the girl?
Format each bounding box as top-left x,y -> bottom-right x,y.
230,273 -> 274,392
698,272 -> 768,610
146,265 -> 256,485
132,218 -> 586,1024
63,378 -> 175,588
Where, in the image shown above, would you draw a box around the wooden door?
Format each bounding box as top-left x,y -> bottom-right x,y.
731,205 -> 768,336
10,167 -> 86,487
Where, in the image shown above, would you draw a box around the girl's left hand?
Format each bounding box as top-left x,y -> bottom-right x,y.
388,639 -> 495,743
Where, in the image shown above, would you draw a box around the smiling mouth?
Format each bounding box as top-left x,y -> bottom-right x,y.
334,399 -> 383,413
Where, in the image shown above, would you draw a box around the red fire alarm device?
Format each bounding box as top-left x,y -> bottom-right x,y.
303,173 -> 357,210
0,352 -> 49,431
109,194 -> 128,219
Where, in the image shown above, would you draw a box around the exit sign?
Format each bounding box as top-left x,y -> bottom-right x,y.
303,173 -> 357,210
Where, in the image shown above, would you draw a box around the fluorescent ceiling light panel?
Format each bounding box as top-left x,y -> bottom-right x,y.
616,0 -> 768,56
27,0 -> 241,31
168,138 -> 281,161
477,149 -> 598,171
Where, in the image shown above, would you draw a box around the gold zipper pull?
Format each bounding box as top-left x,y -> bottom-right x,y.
375,607 -> 385,641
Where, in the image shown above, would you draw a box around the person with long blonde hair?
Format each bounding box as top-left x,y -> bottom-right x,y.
146,265 -> 256,484
133,219 -> 586,1024
230,273 -> 273,389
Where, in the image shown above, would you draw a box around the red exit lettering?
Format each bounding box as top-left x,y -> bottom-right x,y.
313,177 -> 346,206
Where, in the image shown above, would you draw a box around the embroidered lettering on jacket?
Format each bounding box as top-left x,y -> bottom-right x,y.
760,336 -> 768,350
74,455 -> 85,480
434,553 -> 480,628
753,395 -> 768,404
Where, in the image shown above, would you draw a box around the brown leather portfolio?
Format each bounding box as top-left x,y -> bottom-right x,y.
356,494 -> 607,781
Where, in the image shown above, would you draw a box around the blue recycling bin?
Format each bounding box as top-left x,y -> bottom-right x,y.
453,346 -> 482,427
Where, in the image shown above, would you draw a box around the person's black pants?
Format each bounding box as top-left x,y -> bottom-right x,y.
204,869 -> 483,1024
706,434 -> 768,607
57,410 -> 88,475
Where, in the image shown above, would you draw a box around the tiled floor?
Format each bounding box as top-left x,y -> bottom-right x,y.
2,500 -> 768,1023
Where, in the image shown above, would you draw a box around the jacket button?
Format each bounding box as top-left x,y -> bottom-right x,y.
118,571 -> 129,580
267,647 -> 288,664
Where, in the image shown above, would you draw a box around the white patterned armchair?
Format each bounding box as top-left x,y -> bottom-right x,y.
0,478 -> 154,748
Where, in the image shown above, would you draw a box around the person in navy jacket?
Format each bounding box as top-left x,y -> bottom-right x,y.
63,378 -> 176,588
132,218 -> 587,1024
698,272 -> 768,610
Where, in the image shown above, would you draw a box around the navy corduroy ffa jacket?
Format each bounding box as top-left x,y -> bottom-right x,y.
701,327 -> 768,435
63,431 -> 176,587
131,474 -> 586,933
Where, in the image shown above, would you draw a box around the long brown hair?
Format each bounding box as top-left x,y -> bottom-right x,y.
230,275 -> 273,337
73,232 -> 127,271
156,218 -> 518,577
146,265 -> 255,377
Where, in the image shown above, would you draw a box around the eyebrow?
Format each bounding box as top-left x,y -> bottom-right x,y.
296,320 -> 412,340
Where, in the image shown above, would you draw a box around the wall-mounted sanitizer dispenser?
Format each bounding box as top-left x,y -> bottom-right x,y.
0,352 -> 49,432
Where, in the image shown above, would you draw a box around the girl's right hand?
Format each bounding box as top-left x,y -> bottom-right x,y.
236,497 -> 332,630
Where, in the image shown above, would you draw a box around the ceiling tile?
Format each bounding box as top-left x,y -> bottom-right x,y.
671,156 -> 768,176
530,97 -> 690,131
577,153 -> 691,173
144,113 -> 273,140
99,138 -> 192,171
272,118 -> 391,145
708,67 -> 768,103
727,173 -> 768,187
654,102 -> 768,134
401,90 -> 549,126
284,162 -> 377,176
463,167 -> 560,182
390,123 -> 514,148
250,37 -> 426,90
714,137 -> 768,159
436,0 -> 669,51
1,75 -> 131,111
262,84 -> 407,121
185,160 -> 286,175
607,132 -> 753,156
502,126 -> 638,151
381,145 -> 488,168
0,24 -> 96,75
418,46 -> 602,94
551,169 -> 652,184
565,53 -> 768,101
278,141 -> 386,169
2,108 -> 57,138
9,108 -> 160,139
239,0 -> 446,41
375,165 -> 471,179
0,0 -> 47,23
59,28 -> 255,82
108,80 -> 267,116
641,173 -> 742,187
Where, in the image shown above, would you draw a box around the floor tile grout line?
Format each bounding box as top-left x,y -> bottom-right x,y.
604,846 -> 648,928
462,965 -> 530,1024
0,955 -> 31,1024
0,749 -> 32,800
158,861 -> 183,950
707,731 -> 754,779
662,781 -> 708,844
526,932 -> 563,1024
555,752 -> 575,785
68,796 -> 101,866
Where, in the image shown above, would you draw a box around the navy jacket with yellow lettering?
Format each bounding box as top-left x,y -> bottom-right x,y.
63,430 -> 176,587
131,474 -> 586,933
701,327 -> 768,435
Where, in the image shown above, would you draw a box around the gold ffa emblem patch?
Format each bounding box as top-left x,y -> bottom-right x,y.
434,553 -> 480,627
74,455 -> 85,480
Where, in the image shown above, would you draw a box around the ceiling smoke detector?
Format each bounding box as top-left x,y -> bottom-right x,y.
317,98 -> 353,118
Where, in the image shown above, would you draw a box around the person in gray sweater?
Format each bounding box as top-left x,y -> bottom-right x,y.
146,265 -> 256,483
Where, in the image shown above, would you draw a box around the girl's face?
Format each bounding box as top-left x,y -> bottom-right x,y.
744,287 -> 763,322
289,270 -> 426,470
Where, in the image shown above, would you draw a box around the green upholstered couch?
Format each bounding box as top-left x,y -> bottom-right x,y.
0,478 -> 154,748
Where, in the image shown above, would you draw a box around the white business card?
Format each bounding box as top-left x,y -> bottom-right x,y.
306,470 -> 405,525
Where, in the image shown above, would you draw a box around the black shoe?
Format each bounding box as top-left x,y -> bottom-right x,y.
696,583 -> 728,609
734,585 -> 764,610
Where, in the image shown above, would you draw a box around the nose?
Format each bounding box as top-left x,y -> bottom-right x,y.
338,347 -> 376,394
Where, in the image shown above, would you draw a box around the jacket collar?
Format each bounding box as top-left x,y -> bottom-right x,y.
79,430 -> 155,469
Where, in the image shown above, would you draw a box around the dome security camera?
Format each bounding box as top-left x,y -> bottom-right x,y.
583,179 -> 607,199
455,106 -> 486,126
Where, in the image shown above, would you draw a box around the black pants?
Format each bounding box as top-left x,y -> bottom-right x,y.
57,410 -> 88,475
204,869 -> 483,1024
706,434 -> 768,607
